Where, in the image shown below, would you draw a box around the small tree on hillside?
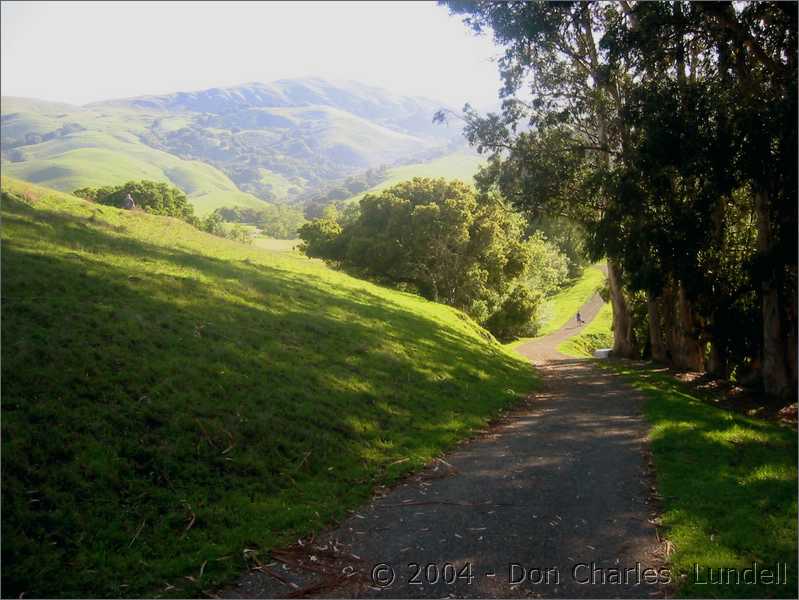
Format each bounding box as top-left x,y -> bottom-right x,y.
75,180 -> 197,223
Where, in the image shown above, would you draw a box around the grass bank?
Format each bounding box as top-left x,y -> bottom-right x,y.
537,264 -> 606,336
504,263 -> 607,350
1,177 -> 536,598
600,360 -> 797,598
558,302 -> 613,357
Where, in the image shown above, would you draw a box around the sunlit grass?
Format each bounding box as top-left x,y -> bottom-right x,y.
503,263 -> 607,350
1,176 -> 536,598
537,264 -> 606,336
342,151 -> 484,205
599,360 -> 797,598
557,301 -> 613,357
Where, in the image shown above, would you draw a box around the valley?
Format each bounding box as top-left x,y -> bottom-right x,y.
1,78 -> 469,217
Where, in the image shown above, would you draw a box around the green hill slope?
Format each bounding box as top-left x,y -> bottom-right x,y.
2,79 -> 462,206
537,264 -> 607,336
2,122 -> 267,215
1,177 -> 535,597
342,151 -> 484,205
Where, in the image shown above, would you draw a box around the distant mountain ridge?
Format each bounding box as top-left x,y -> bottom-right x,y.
1,78 -> 466,210
92,78 -> 452,140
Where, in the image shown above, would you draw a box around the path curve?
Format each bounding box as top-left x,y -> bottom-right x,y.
224,291 -> 666,599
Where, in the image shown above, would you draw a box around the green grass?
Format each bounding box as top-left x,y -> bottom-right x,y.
537,264 -> 606,336
342,151 -> 484,205
258,169 -> 300,201
188,190 -> 269,216
557,302 -> 613,357
599,360 -> 797,598
2,117 -> 266,215
503,263 -> 608,351
252,236 -> 300,252
1,177 -> 536,598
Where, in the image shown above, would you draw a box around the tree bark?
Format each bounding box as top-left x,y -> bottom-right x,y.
672,284 -> 705,371
754,187 -> 794,398
656,280 -> 705,371
659,284 -> 677,364
646,291 -> 667,363
607,259 -> 636,358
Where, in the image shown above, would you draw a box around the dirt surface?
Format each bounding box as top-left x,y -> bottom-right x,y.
222,293 -> 668,599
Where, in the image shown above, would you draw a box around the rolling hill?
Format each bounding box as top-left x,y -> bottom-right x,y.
340,150 -> 485,206
1,79 -> 465,213
0,176 -> 535,597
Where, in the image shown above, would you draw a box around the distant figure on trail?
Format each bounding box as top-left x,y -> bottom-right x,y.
123,192 -> 136,210
576,311 -> 584,325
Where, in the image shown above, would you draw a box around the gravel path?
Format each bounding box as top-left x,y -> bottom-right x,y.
224,293 -> 667,599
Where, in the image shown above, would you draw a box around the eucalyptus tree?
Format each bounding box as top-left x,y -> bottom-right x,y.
442,0 -> 796,396
440,0 -> 640,357
696,1 -> 797,397
604,1 -> 796,395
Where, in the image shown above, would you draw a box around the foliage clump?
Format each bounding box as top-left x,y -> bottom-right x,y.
213,204 -> 306,239
300,177 -> 554,340
74,180 -> 255,244
74,180 -> 196,221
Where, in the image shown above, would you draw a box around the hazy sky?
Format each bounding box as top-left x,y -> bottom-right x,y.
1,1 -> 504,108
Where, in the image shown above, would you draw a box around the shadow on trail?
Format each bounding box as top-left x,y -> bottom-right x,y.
224,308 -> 668,598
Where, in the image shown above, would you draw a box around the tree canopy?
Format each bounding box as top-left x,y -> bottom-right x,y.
299,177 -> 547,340
74,180 -> 197,222
441,0 -> 796,397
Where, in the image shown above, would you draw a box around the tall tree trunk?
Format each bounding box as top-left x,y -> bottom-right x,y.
647,291 -> 667,363
607,259 -> 636,357
657,280 -> 704,371
754,187 -> 793,398
659,284 -> 677,364
673,284 -> 705,371
706,312 -> 728,378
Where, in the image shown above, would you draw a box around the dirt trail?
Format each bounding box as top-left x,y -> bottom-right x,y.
224,292 -> 666,599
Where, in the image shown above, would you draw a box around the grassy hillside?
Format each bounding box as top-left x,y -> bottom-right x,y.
2,124 -> 267,215
342,151 -> 484,205
2,79 -> 461,205
1,96 -> 78,115
537,264 -> 606,336
1,177 -> 536,597
558,302 -> 613,357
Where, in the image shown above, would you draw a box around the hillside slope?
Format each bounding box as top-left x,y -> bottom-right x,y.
0,177 -> 535,597
1,79 -> 464,206
1,111 -> 268,215
340,150 -> 484,206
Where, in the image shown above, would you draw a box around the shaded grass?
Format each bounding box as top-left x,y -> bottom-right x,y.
598,360 -> 797,598
1,177 -> 536,598
558,302 -> 613,357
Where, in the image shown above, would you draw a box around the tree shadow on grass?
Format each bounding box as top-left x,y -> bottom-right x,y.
598,362 -> 798,598
1,195 -> 535,597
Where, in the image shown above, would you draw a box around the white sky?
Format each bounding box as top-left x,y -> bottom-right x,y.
1,1 -> 504,109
